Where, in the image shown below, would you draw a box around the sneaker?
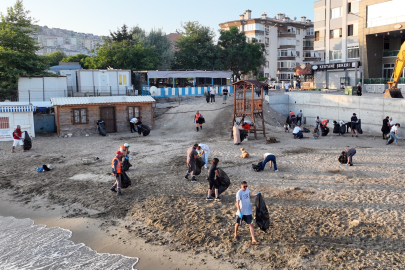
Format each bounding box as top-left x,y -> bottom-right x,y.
117,191 -> 123,196
245,137 -> 248,141
287,130 -> 289,133
110,186 -> 117,192
215,197 -> 221,201
356,135 -> 358,137
349,163 -> 353,166
184,176 -> 189,180
204,165 -> 207,169
352,135 -> 354,137
206,196 -> 213,201
275,170 -> 278,172
191,178 -> 197,182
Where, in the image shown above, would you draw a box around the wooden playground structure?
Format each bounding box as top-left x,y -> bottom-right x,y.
231,80 -> 267,139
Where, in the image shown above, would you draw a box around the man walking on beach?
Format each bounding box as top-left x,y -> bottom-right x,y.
11,125 -> 25,153
210,87 -> 216,104
351,113 -> 359,137
222,87 -> 228,104
185,144 -> 198,182
297,110 -> 303,125
111,151 -> 124,196
234,181 -> 260,245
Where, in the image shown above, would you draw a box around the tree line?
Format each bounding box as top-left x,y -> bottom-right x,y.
0,0 -> 265,98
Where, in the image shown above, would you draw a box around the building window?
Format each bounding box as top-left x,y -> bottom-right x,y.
330,28 -> 342,39
265,50 -> 269,55
348,24 -> 358,36
348,1 -> 359,13
330,7 -> 342,19
72,108 -> 88,124
0,117 -> 9,129
297,29 -> 300,35
347,46 -> 359,58
265,61 -> 269,68
315,9 -> 326,22
303,40 -> 314,47
265,73 -> 269,78
329,50 -> 342,60
128,106 -> 140,120
384,39 -> 390,50
296,51 -> 300,57
279,50 -> 288,56
306,28 -> 314,36
383,63 -> 395,78
119,75 -> 127,85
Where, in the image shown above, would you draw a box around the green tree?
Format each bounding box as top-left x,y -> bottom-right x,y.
130,26 -> 146,44
110,24 -> 132,42
84,40 -> 160,71
61,53 -> 89,68
218,26 -> 266,81
0,0 -> 48,97
43,50 -> 66,66
144,28 -> 173,69
174,21 -> 219,70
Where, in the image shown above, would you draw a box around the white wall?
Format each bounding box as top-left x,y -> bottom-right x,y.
0,112 -> 35,141
266,92 -> 405,134
77,70 -> 131,94
18,77 -> 68,102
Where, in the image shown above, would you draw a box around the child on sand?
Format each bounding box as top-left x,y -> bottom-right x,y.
284,123 -> 290,133
313,127 -> 319,139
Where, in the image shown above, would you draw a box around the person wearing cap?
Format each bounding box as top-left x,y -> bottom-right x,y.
111,151 -> 124,196
382,116 -> 390,139
387,123 -> 401,146
118,143 -> 130,159
315,116 -> 322,128
185,143 -> 199,182
351,113 -> 359,137
197,143 -> 210,169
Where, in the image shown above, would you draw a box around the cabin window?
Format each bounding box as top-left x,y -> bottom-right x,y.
128,106 -> 140,120
0,117 -> 9,129
72,108 -> 88,124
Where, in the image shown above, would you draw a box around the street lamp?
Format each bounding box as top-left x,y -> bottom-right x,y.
349,12 -> 365,88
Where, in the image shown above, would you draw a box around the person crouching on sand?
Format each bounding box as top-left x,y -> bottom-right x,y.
342,147 -> 356,166
234,181 -> 260,245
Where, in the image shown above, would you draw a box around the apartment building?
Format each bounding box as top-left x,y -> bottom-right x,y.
313,0 -> 405,89
219,10 -> 317,82
33,26 -> 105,56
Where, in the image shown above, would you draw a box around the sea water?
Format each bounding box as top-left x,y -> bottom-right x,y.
0,216 -> 139,270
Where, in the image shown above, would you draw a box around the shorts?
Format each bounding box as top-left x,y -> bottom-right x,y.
351,123 -> 357,130
223,95 -> 227,100
235,214 -> 253,225
208,178 -> 219,190
13,139 -> 23,147
187,163 -> 196,174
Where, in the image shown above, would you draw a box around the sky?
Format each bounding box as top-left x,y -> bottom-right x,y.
0,0 -> 314,37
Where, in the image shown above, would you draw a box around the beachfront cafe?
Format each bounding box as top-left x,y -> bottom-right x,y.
138,70 -> 233,97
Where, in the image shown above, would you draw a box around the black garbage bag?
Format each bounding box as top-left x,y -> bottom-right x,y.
338,154 -> 348,164
387,136 -> 394,144
357,119 -> 363,134
206,95 -> 210,103
122,158 -> 132,171
303,127 -> 310,133
195,157 -> 206,176
333,123 -> 340,133
23,131 -> 32,150
121,171 -> 131,188
210,168 -> 230,196
255,193 -> 270,232
197,116 -> 205,124
240,129 -> 248,142
97,120 -> 107,136
138,124 -> 150,136
321,127 -> 329,136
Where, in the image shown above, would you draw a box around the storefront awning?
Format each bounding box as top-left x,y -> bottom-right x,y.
0,106 -> 36,113
147,70 -> 232,79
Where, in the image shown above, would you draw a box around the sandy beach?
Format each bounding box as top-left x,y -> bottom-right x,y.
1,95 -> 405,269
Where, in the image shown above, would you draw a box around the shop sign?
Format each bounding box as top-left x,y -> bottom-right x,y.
317,61 -> 360,70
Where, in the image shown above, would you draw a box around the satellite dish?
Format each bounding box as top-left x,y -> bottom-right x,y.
149,86 -> 158,96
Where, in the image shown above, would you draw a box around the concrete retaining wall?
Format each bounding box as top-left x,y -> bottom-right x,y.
266,92 -> 405,134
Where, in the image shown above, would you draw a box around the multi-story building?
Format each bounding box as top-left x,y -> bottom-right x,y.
32,26 -> 106,56
219,10 -> 317,82
313,0 -> 405,89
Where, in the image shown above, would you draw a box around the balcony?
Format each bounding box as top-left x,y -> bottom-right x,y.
277,56 -> 296,60
265,30 -> 269,35
314,37 -> 325,42
303,46 -> 314,51
279,45 -> 296,49
383,50 -> 399,57
278,32 -> 296,38
265,42 -> 269,47
304,57 -> 319,61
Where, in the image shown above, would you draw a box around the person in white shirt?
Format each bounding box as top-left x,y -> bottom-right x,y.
337,120 -> 345,136
261,153 -> 278,171
129,117 -> 137,133
210,87 -> 216,104
293,125 -> 303,139
197,144 -> 210,168
387,123 -> 400,145
284,82 -> 290,92
389,117 -> 395,127
234,181 -> 260,245
315,116 -> 322,128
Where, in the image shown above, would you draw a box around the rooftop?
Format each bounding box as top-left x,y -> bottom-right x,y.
51,96 -> 155,106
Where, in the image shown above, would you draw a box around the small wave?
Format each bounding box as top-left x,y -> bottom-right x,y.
0,216 -> 139,270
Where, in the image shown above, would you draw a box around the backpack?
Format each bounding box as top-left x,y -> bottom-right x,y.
252,162 -> 262,172
338,154 -> 348,164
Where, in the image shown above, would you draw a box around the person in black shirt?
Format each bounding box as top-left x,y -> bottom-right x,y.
351,113 -> 359,137
206,158 -> 221,201
222,88 -> 228,104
